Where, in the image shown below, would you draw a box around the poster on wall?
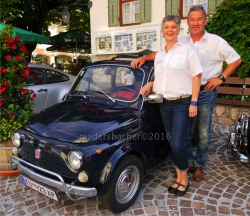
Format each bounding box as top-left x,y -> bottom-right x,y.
98,37 -> 112,50
136,29 -> 157,51
115,33 -> 133,52
95,34 -> 112,52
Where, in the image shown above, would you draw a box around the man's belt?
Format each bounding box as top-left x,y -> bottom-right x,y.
164,94 -> 191,101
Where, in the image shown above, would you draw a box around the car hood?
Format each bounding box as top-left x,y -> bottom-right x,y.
26,101 -> 140,143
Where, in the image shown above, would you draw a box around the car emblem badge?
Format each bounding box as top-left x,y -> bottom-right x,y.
35,149 -> 41,159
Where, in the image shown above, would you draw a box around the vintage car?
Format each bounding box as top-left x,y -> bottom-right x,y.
10,55 -> 169,213
228,113 -> 250,163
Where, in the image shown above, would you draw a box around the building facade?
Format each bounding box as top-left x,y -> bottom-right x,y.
90,0 -> 223,61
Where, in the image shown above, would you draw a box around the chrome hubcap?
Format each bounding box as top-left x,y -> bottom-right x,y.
115,165 -> 140,204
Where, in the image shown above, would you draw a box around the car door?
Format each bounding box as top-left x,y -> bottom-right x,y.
27,68 -> 48,113
141,67 -> 168,167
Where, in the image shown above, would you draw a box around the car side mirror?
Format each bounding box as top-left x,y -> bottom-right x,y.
144,94 -> 163,103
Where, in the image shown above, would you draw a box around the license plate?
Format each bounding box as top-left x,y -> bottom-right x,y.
20,174 -> 59,202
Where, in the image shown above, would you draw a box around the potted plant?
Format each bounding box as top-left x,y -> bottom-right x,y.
0,25 -> 36,176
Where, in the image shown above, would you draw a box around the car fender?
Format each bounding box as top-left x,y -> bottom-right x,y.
98,143 -> 146,194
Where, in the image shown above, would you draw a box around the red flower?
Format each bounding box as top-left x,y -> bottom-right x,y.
20,45 -> 28,54
1,68 -> 7,74
0,100 -> 4,106
9,112 -> 15,118
5,38 -> 13,46
11,44 -> 17,50
29,73 -> 35,79
14,67 -> 18,72
5,55 -> 12,61
0,87 -> 6,93
2,81 -> 8,86
14,36 -> 20,42
26,67 -> 30,72
16,56 -> 22,61
22,89 -> 28,94
22,69 -> 29,76
30,93 -> 36,101
19,76 -> 25,81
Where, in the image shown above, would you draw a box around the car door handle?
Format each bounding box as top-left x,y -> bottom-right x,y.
38,89 -> 48,92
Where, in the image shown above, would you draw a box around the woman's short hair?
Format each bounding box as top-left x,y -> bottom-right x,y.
161,15 -> 181,31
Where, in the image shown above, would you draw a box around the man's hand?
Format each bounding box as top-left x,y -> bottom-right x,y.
131,56 -> 146,69
205,77 -> 223,91
140,82 -> 153,97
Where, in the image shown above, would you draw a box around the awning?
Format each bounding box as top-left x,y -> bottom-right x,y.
0,23 -> 50,44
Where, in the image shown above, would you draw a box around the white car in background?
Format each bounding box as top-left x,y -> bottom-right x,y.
27,63 -> 75,113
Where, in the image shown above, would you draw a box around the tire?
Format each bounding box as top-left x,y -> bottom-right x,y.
100,155 -> 144,213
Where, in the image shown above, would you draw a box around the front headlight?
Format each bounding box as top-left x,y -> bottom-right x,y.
67,151 -> 83,169
11,133 -> 23,147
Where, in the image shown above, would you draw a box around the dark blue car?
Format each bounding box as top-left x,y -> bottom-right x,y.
10,56 -> 169,213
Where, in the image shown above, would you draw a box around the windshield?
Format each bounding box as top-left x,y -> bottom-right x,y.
70,65 -> 144,102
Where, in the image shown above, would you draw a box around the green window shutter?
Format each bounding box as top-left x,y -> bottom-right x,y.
208,0 -> 223,14
108,0 -> 118,27
165,0 -> 179,15
140,0 -> 151,23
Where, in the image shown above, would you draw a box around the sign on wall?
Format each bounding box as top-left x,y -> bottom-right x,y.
95,34 -> 112,52
136,29 -> 157,51
114,32 -> 133,52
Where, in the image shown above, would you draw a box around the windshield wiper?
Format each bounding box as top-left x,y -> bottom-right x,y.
89,89 -> 116,103
68,90 -> 88,99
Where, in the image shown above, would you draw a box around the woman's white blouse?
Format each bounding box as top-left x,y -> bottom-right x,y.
153,41 -> 203,98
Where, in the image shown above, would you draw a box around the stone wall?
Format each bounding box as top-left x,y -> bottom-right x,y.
212,104 -> 250,125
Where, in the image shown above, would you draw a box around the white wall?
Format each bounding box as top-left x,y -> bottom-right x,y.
90,0 -> 189,56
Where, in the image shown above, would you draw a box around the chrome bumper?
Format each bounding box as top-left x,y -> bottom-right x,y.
10,155 -> 97,201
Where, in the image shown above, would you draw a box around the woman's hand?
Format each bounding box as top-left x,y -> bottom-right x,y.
189,105 -> 197,118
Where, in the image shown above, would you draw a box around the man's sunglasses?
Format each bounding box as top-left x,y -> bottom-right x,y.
190,4 -> 205,11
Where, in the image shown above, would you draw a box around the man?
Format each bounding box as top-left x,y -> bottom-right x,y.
131,5 -> 241,182
124,69 -> 135,85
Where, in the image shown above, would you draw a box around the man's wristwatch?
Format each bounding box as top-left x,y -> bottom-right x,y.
218,74 -> 226,82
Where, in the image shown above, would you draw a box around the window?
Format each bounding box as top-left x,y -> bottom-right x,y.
123,1 -> 140,24
120,0 -> 140,26
28,68 -> 45,85
116,0 -> 151,27
46,70 -> 69,84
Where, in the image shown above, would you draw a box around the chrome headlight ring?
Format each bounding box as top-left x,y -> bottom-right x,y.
67,151 -> 83,169
11,132 -> 24,147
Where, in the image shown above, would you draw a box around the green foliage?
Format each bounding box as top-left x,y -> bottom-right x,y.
205,0 -> 250,78
0,0 -> 90,36
0,25 -> 35,142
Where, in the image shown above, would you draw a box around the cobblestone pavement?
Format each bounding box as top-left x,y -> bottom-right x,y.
1,123 -> 250,216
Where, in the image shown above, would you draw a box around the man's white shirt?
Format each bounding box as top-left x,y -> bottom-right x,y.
178,31 -> 240,85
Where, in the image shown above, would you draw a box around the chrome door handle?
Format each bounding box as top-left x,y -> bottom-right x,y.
38,89 -> 48,92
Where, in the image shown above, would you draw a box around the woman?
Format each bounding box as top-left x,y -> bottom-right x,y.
147,15 -> 202,196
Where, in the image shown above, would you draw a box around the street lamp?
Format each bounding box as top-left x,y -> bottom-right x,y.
61,8 -> 71,25
61,0 -> 92,25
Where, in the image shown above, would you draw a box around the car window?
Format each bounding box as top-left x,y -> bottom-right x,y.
72,65 -> 144,102
27,68 -> 45,85
46,70 -> 69,84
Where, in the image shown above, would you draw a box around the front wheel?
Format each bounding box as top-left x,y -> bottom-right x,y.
100,155 -> 144,213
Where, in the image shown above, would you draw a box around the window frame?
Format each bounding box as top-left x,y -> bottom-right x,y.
119,0 -> 141,27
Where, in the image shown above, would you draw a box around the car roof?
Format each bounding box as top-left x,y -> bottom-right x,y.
28,63 -> 76,78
